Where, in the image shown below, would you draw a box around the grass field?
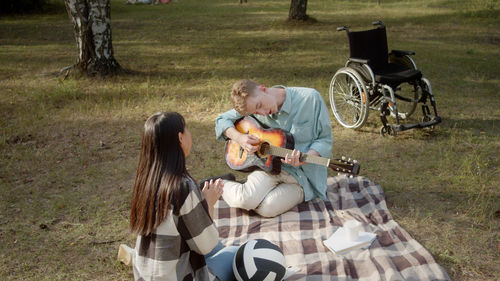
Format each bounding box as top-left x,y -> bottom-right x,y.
0,0 -> 499,280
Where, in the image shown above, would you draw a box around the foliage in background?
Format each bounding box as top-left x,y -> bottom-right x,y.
0,0 -> 64,15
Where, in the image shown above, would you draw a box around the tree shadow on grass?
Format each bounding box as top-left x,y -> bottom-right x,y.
0,115 -> 229,279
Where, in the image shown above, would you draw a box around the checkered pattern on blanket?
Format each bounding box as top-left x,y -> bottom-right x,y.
213,175 -> 451,281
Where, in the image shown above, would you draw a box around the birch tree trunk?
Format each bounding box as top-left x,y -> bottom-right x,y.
289,0 -> 308,21
64,0 -> 121,76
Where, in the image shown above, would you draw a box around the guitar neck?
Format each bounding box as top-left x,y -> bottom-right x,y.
265,144 -> 360,175
267,145 -> 330,167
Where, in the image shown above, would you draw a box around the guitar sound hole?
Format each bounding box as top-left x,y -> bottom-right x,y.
259,142 -> 270,156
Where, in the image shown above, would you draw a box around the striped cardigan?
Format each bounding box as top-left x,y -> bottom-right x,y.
132,177 -> 219,281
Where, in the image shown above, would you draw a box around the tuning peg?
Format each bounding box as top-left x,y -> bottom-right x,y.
342,169 -> 346,172
349,175 -> 353,178
353,159 -> 357,163
342,156 -> 346,160
337,172 -> 340,176
348,158 -> 351,162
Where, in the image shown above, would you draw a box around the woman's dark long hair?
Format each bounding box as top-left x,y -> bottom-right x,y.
130,112 -> 189,235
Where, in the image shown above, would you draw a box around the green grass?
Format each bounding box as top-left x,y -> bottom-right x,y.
0,0 -> 499,280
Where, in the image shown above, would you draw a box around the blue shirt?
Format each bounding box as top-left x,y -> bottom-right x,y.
215,87 -> 333,201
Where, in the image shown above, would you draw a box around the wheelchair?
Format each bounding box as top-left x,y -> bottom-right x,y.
329,21 -> 441,136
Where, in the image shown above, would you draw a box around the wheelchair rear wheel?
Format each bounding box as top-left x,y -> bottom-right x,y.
391,82 -> 419,119
389,55 -> 419,119
329,67 -> 369,129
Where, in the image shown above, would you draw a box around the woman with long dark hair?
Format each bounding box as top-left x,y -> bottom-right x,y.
120,112 -> 237,281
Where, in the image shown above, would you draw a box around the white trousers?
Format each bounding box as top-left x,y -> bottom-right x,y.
222,170 -> 304,217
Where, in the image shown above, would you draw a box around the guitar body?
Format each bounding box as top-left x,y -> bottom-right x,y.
225,116 -> 361,176
225,116 -> 294,174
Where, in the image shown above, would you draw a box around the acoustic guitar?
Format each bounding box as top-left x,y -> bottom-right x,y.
224,116 -> 360,176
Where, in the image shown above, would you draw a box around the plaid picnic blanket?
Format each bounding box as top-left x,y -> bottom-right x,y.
213,175 -> 451,281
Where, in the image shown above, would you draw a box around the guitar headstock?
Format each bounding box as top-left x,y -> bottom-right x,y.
329,156 -> 360,176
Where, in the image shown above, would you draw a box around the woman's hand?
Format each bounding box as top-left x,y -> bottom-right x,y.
202,178 -> 224,207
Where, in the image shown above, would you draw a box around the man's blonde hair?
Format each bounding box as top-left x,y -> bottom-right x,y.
230,79 -> 259,116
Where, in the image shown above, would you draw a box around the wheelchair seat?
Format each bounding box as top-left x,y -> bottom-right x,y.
375,63 -> 422,86
329,21 -> 441,136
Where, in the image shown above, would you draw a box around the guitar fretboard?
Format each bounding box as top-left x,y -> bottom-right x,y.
267,145 -> 330,167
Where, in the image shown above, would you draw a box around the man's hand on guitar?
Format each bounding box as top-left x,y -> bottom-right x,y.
281,149 -> 305,167
237,134 -> 260,154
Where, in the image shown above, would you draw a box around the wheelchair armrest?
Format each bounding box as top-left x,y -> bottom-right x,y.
348,57 -> 369,64
337,26 -> 350,32
391,49 -> 416,57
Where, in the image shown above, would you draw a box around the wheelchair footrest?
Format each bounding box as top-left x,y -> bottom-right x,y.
395,116 -> 441,132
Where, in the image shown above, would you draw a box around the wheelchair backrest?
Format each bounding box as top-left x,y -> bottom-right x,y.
347,27 -> 388,71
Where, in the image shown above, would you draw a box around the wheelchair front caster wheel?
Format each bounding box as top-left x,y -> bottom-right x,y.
422,115 -> 435,130
380,125 -> 397,137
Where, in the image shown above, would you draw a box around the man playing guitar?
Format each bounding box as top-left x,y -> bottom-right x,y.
215,79 -> 333,217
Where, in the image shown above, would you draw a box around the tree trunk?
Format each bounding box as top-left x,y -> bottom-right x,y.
64,0 -> 121,76
289,0 -> 308,21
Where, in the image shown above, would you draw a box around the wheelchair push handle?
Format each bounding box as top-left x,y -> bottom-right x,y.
372,20 -> 386,28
